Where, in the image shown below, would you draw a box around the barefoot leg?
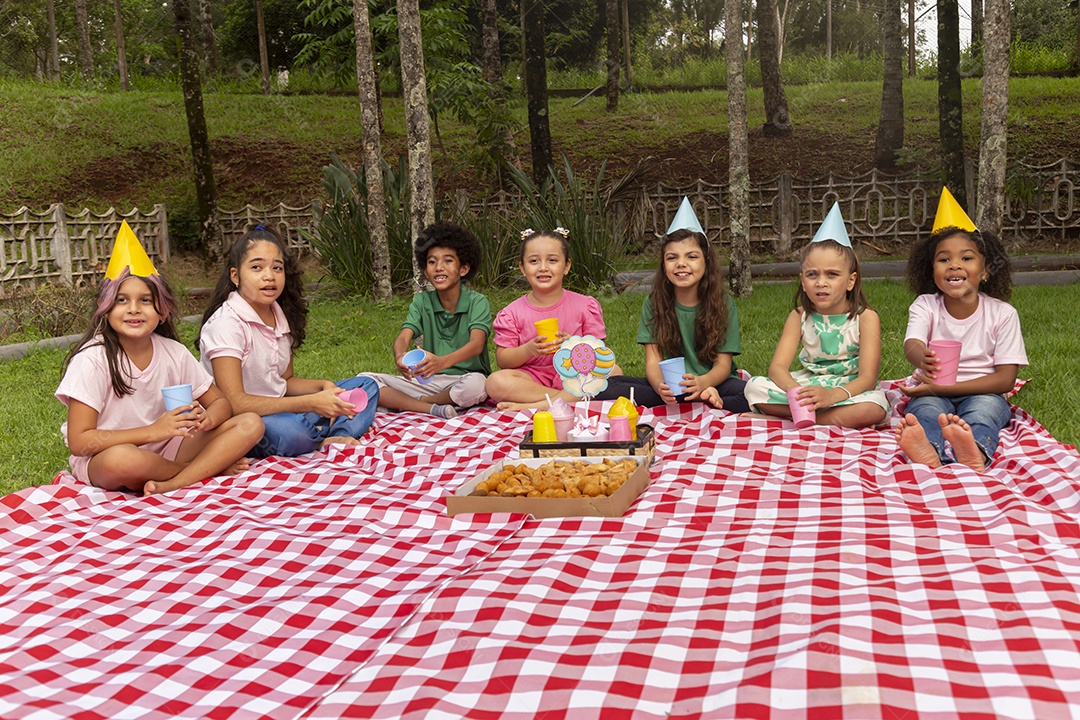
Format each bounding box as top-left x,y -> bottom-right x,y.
320,435 -> 362,449
817,403 -> 888,429
896,413 -> 943,468
941,413 -> 987,472
145,413 -> 264,495
487,369 -> 571,410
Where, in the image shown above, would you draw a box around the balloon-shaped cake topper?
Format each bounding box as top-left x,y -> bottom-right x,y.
554,335 -> 614,398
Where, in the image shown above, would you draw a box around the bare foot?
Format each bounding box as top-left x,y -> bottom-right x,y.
896,413 -> 942,468
320,436 -> 362,449
143,481 -> 159,496
222,457 -> 251,476
496,400 -> 547,412
940,413 -> 986,472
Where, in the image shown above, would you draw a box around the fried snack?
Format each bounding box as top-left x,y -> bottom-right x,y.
474,459 -> 640,499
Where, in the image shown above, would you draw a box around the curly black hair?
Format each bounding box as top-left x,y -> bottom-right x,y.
905,226 -> 1013,301
413,221 -> 481,281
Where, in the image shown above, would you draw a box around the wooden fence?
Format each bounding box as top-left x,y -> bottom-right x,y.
3,159 -> 1078,295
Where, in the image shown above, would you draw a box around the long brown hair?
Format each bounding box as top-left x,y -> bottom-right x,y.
64,269 -> 180,398
794,239 -> 871,319
197,225 -> 308,350
649,229 -> 729,366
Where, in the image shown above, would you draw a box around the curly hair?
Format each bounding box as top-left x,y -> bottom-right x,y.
905,226 -> 1013,301
649,229 -> 729,367
197,225 -> 308,351
65,269 -> 180,398
414,221 -> 481,280
795,239 -> 871,319
518,228 -> 570,263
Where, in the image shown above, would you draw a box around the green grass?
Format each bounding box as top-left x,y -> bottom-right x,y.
2,280 -> 1077,497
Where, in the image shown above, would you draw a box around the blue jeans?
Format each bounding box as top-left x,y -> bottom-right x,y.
906,393 -> 1012,465
253,376 -> 380,458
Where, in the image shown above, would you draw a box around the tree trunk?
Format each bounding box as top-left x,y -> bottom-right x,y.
522,0 -> 553,186
621,0 -> 632,89
75,0 -> 93,79
937,0 -> 966,206
398,0 -> 435,289
726,0 -> 752,297
826,0 -> 832,60
173,0 -> 222,262
481,0 -> 502,85
970,0 -> 983,55
114,0 -> 129,91
606,0 -> 619,111
256,0 -> 271,94
874,0 -> 904,171
47,0 -> 59,79
353,0 -> 391,302
908,0 -> 916,76
975,0 -> 1009,236
759,0 -> 791,137
199,0 -> 219,75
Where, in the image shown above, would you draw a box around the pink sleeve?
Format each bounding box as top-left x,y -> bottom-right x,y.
199,311 -> 247,361
492,301 -> 525,349
992,303 -> 1028,367
176,342 -> 216,399
581,295 -> 606,339
55,347 -> 110,411
904,295 -> 933,343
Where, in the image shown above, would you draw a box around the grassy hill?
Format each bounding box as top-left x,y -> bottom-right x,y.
2,76 -> 1079,218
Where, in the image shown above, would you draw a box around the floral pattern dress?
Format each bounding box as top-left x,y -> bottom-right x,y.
744,311 -> 889,411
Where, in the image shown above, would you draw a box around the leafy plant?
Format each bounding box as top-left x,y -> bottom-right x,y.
0,282 -> 97,342
303,152 -> 413,297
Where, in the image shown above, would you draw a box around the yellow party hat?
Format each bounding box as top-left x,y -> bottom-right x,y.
932,187 -> 977,233
105,221 -> 158,279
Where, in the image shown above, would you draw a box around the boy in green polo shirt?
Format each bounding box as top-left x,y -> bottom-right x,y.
360,222 -> 492,418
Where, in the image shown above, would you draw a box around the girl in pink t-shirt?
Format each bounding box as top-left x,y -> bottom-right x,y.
896,221 -> 1027,472
486,228 -> 616,411
56,270 -> 263,495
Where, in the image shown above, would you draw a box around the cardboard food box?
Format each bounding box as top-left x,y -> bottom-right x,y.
446,455 -> 650,519
518,424 -> 656,460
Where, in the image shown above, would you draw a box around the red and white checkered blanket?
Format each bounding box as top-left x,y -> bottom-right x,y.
3,381 -> 1080,719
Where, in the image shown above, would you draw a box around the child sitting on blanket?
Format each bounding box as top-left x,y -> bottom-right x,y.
895,188 -> 1028,472
743,203 -> 888,428
199,226 -> 379,457
486,227 -> 619,411
360,222 -> 492,417
598,197 -> 748,410
57,222 -> 262,495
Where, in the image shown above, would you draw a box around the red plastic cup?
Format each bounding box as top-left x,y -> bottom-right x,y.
928,340 -> 962,385
787,386 -> 816,429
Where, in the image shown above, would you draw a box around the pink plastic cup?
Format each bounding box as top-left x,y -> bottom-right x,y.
609,415 -> 632,443
339,386 -> 369,413
552,413 -> 574,442
787,386 -> 816,429
928,340 -> 962,385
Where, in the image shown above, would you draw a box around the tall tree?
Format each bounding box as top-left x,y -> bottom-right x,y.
937,0 -> 966,206
198,0 -> 218,75
397,0 -> 435,287
975,0 -> 1010,236
174,0 -> 222,261
522,0 -> 553,185
725,0 -> 751,297
75,0 -> 93,78
759,0 -> 791,136
481,0 -> 519,175
46,0 -> 59,79
908,0 -> 915,75
353,0 -> 391,301
874,0 -> 904,170
114,0 -> 129,90
970,0 -> 983,53
621,0 -> 632,89
256,0 -> 271,93
606,0 -> 619,111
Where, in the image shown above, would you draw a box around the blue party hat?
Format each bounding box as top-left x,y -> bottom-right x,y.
810,203 -> 852,247
666,197 -> 704,235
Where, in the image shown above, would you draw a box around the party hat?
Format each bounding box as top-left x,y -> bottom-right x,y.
666,196 -> 705,235
810,203 -> 852,247
932,187 -> 977,233
105,221 -> 158,280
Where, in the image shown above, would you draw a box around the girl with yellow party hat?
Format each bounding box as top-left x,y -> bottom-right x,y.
896,188 -> 1028,472
56,221 -> 264,495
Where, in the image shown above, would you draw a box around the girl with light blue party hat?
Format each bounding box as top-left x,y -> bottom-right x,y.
599,196 -> 748,410
743,202 -> 889,428
56,221 -> 263,495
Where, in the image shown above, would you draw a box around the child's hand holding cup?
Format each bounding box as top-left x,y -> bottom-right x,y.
162,384 -> 193,413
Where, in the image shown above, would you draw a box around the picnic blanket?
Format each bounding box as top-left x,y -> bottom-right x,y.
3,380 -> 1080,719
